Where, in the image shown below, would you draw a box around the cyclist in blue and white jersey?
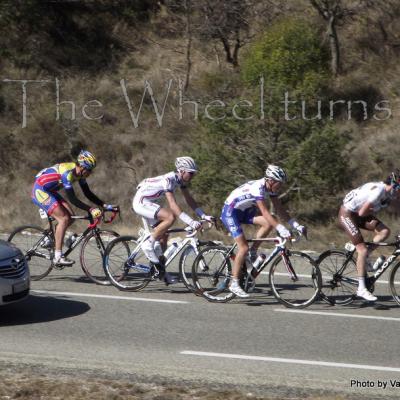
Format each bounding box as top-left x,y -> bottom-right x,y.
133,157 -> 213,282
221,165 -> 306,298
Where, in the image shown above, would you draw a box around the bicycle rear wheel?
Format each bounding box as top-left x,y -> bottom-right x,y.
103,235 -> 151,291
269,251 -> 321,308
80,229 -> 120,285
8,225 -> 54,280
192,246 -> 235,302
389,262 -> 400,306
317,250 -> 357,305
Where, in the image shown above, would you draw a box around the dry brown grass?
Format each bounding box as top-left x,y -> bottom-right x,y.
0,372 -> 359,400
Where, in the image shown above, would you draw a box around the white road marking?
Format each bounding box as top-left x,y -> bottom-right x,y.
181,351 -> 400,372
274,308 -> 400,321
32,290 -> 189,304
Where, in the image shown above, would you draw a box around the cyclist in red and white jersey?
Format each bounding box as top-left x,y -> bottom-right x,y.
338,172 -> 400,301
133,157 -> 213,282
221,165 -> 306,298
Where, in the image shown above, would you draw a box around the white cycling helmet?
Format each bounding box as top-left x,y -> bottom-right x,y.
265,165 -> 287,183
175,156 -> 198,173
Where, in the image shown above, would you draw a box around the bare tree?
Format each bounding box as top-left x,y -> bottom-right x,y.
309,0 -> 365,76
197,0 -> 251,68
183,0 -> 192,89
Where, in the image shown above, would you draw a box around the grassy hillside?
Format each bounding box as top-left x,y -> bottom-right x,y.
1,0 -> 400,247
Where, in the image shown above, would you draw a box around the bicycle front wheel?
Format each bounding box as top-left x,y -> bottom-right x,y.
192,246 -> 235,302
317,250 -> 357,305
103,235 -> 151,291
269,251 -> 321,308
178,244 -> 198,293
389,262 -> 400,306
80,229 -> 120,285
8,225 -> 54,280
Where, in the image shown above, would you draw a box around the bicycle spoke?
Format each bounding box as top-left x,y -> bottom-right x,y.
104,236 -> 151,291
317,250 -> 357,305
80,230 -> 119,285
192,246 -> 235,302
269,251 -> 320,308
8,226 -> 53,280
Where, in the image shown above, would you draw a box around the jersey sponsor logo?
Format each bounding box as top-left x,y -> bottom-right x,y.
373,254 -> 397,277
35,189 -> 50,204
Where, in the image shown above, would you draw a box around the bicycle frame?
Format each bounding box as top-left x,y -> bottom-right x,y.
36,211 -> 118,261
126,226 -> 200,267
344,240 -> 400,285
249,238 -> 294,277
212,237 -> 294,282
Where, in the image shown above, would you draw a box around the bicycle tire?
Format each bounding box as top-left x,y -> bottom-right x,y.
317,249 -> 357,305
103,235 -> 151,291
80,229 -> 120,285
269,250 -> 321,308
178,244 -> 198,293
8,225 -> 54,280
389,261 -> 400,306
192,246 -> 235,302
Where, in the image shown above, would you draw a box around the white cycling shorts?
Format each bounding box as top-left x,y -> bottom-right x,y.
132,194 -> 161,226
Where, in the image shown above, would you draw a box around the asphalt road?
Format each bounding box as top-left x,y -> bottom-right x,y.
1,233 -> 400,399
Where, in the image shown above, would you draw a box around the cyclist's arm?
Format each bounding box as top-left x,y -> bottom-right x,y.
181,187 -> 200,212
165,191 -> 183,217
165,191 -> 198,227
270,196 -> 291,222
358,201 -> 375,217
256,199 -> 280,228
79,180 -> 104,207
64,187 -> 92,212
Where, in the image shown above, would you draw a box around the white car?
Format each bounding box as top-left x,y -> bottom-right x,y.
0,239 -> 30,305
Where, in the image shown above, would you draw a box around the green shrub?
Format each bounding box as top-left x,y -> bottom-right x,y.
287,124 -> 350,200
242,19 -> 329,96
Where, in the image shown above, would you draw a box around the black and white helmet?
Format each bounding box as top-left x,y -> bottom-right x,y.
265,165 -> 287,183
175,156 -> 198,173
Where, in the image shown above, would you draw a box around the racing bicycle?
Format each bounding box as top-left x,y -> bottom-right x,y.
103,219 -> 215,291
8,209 -> 119,285
191,236 -> 321,308
317,238 -> 400,305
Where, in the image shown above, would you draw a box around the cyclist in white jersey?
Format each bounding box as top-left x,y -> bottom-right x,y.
133,157 -> 213,282
338,172 -> 400,301
221,165 -> 306,298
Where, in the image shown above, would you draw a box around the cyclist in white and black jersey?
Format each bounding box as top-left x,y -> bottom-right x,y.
221,165 -> 307,298
133,157 -> 213,283
338,172 -> 400,301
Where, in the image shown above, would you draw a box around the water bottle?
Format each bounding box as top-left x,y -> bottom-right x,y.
372,255 -> 385,271
247,254 -> 266,278
154,241 -> 163,258
65,232 -> 78,248
164,241 -> 179,260
253,254 -> 266,269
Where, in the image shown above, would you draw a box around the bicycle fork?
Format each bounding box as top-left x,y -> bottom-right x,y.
281,250 -> 299,282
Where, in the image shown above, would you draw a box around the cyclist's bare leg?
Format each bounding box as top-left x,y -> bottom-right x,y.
151,208 -> 175,241
60,201 -> 75,218
355,241 -> 377,299
158,233 -> 169,252
232,234 -> 249,280
367,222 -> 390,253
355,242 -> 368,278
251,216 -> 274,253
51,205 -> 72,252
